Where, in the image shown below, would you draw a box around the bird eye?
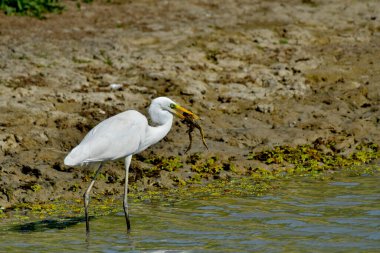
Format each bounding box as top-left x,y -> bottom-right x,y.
170,103 -> 176,109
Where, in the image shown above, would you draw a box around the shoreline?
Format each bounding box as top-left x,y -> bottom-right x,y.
2,148 -> 379,220
1,0 -> 380,211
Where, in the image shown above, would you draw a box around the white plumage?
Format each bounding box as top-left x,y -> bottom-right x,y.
64,110 -> 148,166
64,97 -> 197,234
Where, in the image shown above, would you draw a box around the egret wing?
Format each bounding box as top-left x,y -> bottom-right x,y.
65,110 -> 147,165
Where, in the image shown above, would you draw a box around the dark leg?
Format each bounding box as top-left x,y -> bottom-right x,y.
84,162 -> 103,235
123,155 -> 132,231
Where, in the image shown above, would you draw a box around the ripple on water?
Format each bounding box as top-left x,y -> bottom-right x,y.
298,212 -> 323,217
1,174 -> 380,252
265,219 -> 308,227
367,209 -> 380,216
329,182 -> 360,187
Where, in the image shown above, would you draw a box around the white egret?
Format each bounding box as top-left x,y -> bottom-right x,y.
64,97 -> 198,234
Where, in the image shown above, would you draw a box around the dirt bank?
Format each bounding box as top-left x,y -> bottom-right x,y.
0,0 -> 379,209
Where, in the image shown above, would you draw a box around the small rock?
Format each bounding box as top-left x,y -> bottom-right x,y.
109,83 -> 123,90
255,104 -> 274,113
180,80 -> 207,98
278,69 -> 291,77
0,134 -> 20,154
334,137 -> 355,152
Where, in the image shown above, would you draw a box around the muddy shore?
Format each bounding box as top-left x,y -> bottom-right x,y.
0,0 -> 379,210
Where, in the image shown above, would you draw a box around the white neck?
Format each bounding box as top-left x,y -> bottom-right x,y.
138,103 -> 174,152
144,117 -> 173,147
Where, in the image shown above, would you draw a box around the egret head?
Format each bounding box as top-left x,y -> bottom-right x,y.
168,101 -> 199,120
150,97 -> 199,123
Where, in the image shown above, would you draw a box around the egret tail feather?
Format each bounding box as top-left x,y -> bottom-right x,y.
64,145 -> 90,166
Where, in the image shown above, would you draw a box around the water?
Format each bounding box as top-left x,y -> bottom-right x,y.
1,174 -> 380,252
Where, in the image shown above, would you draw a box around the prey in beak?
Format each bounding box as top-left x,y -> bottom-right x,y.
172,104 -> 199,120
171,104 -> 208,153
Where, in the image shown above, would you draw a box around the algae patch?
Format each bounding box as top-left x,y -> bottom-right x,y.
1,142 -> 379,222
248,142 -> 379,176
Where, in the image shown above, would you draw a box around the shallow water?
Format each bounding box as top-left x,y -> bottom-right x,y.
1,174 -> 380,252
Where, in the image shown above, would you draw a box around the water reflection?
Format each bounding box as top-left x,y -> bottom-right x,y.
1,173 -> 379,252
10,217 -> 84,232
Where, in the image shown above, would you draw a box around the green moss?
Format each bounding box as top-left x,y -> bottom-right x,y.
68,184 -> 80,192
350,143 -> 379,163
2,142 -> 379,222
3,165 -> 379,223
31,184 -> 42,192
144,156 -> 183,176
186,153 -> 202,164
187,173 -> 202,183
246,142 -> 380,184
248,143 -> 379,175
191,156 -> 223,176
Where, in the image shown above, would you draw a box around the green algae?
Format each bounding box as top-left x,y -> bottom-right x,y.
248,143 -> 379,173
190,156 -> 223,176
31,184 -> 42,192
145,156 -> 183,174
2,142 -> 379,222
6,165 -> 378,223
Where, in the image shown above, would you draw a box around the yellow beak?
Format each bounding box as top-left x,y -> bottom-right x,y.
174,105 -> 199,120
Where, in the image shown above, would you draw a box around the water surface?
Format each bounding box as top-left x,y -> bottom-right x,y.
1,174 -> 379,252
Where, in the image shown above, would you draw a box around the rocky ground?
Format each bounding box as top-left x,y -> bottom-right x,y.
0,0 -> 379,210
